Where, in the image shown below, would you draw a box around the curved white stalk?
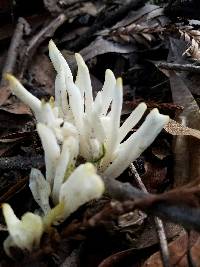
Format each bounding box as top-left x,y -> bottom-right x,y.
101,78 -> 123,169
103,109 -> 169,179
29,168 -> 51,214
52,136 -> 79,204
2,204 -> 43,256
37,123 -> 60,187
63,70 -> 84,134
40,102 -> 59,126
52,142 -> 70,204
61,121 -> 78,140
87,108 -> 106,144
49,40 -> 73,82
93,91 -> 102,116
118,102 -> 147,143
55,73 -> 62,112
59,163 -> 104,220
4,74 -> 41,118
55,67 -> 73,122
55,71 -> 67,116
101,69 -> 116,116
75,53 -> 93,114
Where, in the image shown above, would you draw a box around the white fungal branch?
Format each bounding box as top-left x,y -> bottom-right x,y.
59,163 -> 104,220
2,203 -> 43,256
48,40 -> 169,177
30,122 -> 104,222
5,40 -> 170,180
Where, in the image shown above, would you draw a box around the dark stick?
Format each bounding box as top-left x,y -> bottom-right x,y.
19,13 -> 67,79
1,17 -> 29,85
68,0 -> 148,50
157,62 -> 200,74
104,176 -> 200,232
129,164 -> 171,267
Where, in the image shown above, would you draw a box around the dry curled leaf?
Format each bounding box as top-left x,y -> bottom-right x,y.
179,28 -> 200,61
143,232 -> 199,267
168,71 -> 200,186
164,119 -> 200,140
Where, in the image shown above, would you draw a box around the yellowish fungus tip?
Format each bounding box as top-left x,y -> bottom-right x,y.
49,39 -> 55,49
75,53 -> 86,67
49,96 -> 55,107
75,53 -> 82,60
116,77 -> 123,87
105,69 -> 113,75
84,162 -> 96,173
3,73 -> 17,85
41,98 -> 46,105
139,102 -> 147,109
151,108 -> 159,115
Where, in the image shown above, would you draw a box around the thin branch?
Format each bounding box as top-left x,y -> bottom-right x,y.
104,174 -> 200,232
129,164 -> 170,267
154,217 -> 171,267
19,13 -> 67,78
1,17 -> 30,85
157,62 -> 200,74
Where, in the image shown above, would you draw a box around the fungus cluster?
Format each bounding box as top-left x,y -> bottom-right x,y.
2,40 -> 169,256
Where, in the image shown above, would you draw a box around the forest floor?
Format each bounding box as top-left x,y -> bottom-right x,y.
1,0 -> 200,266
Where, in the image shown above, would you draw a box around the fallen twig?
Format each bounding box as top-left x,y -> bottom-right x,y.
19,13 -> 67,78
157,62 -> 200,73
129,164 -> 170,267
1,17 -> 30,85
104,176 -> 200,232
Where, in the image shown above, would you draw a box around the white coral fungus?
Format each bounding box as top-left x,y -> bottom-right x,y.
2,203 -> 43,256
3,39 -> 170,256
5,40 -> 169,180
29,122 -> 104,223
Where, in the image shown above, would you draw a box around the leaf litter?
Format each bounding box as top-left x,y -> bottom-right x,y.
1,0 -> 200,266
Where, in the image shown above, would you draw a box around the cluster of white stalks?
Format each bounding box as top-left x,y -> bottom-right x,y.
2,40 -> 169,256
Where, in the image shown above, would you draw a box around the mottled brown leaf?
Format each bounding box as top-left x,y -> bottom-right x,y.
143,232 -> 200,267
169,71 -> 200,186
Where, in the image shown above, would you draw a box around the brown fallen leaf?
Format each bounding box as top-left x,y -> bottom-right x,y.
0,98 -> 32,115
80,37 -> 136,62
98,247 -> 142,267
169,71 -> 200,186
143,232 -> 199,267
165,119 -> 200,140
0,85 -> 12,106
141,161 -> 167,193
189,235 -> 200,266
29,53 -> 55,96
0,110 -> 31,132
0,176 -> 28,203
